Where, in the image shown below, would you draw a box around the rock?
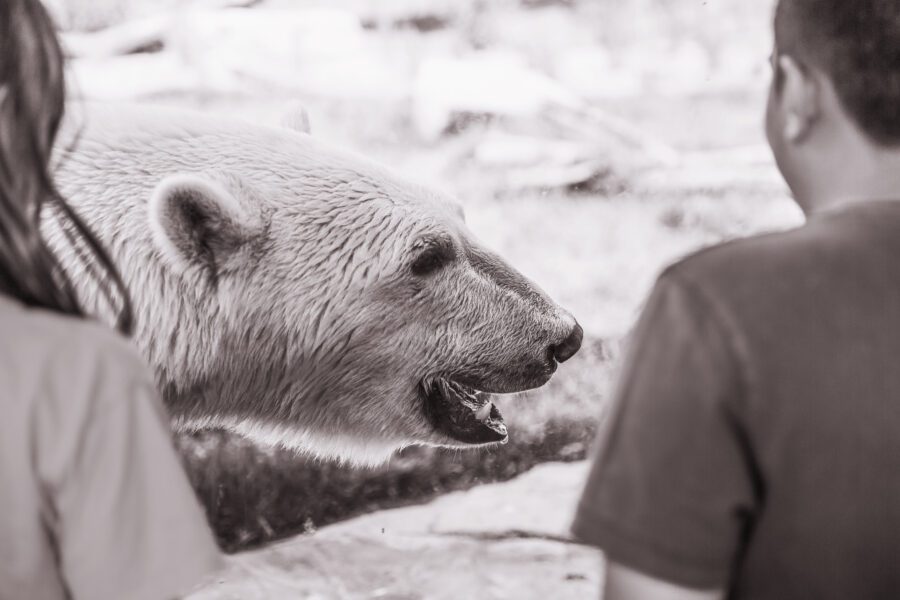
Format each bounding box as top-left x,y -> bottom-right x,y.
473,132 -> 592,168
191,535 -> 601,600
481,6 -> 596,68
188,462 -> 603,599
412,51 -> 581,141
266,0 -> 462,29
553,46 -> 642,100
45,0 -> 154,32
655,40 -> 712,96
68,7 -> 410,101
61,14 -> 171,58
325,462 -> 589,538
471,132 -> 613,190
68,52 -> 211,100
169,7 -> 405,99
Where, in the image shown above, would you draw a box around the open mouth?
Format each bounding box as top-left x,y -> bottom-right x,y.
420,377 -> 508,445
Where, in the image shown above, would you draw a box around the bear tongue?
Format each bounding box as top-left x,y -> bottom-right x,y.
424,379 -> 508,445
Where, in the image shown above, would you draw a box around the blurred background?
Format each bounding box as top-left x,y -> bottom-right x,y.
50,0 -> 799,553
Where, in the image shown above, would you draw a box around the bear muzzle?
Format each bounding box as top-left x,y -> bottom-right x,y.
419,377 -> 508,446
417,319 -> 583,447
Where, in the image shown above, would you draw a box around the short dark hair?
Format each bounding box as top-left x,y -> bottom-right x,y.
775,0 -> 900,146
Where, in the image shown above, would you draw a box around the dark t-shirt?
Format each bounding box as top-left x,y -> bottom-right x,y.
572,200 -> 900,599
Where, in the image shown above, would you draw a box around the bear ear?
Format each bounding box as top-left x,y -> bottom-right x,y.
280,102 -> 312,134
149,174 -> 263,275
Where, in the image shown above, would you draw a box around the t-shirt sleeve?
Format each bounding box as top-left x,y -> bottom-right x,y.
571,268 -> 760,589
35,333 -> 223,600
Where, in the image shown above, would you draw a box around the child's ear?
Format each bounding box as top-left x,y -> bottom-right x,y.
777,55 -> 821,143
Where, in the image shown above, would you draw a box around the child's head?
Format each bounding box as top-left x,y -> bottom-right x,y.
767,0 -> 900,211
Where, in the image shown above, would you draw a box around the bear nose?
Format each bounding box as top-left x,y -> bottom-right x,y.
552,322 -> 583,363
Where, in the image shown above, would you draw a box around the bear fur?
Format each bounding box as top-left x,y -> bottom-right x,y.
50,103 -> 580,465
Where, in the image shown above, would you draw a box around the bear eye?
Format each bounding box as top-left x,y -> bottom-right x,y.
411,244 -> 454,276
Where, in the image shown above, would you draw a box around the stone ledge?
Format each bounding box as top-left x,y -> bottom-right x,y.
189,462 -> 602,599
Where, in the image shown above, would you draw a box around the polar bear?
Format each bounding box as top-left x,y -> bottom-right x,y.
51,103 -> 582,465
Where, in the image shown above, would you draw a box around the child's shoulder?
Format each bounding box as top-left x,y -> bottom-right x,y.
661,201 -> 900,327
671,201 -> 900,289
0,294 -> 148,386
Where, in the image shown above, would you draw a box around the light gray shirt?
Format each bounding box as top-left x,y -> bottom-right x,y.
0,295 -> 222,600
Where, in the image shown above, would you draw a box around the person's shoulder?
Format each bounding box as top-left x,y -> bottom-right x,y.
0,295 -> 148,381
670,226 -> 802,281
662,219 -> 842,299
658,211 -> 891,333
668,202 -> 900,288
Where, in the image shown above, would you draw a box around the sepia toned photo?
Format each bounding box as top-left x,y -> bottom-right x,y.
2,1 -> 899,598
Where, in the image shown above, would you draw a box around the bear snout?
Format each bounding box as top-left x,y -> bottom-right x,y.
551,321 -> 583,364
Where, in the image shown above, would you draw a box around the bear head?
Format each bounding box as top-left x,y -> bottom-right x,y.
53,104 -> 582,465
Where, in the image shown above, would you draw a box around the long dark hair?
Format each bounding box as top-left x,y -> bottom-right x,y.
0,0 -> 132,334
